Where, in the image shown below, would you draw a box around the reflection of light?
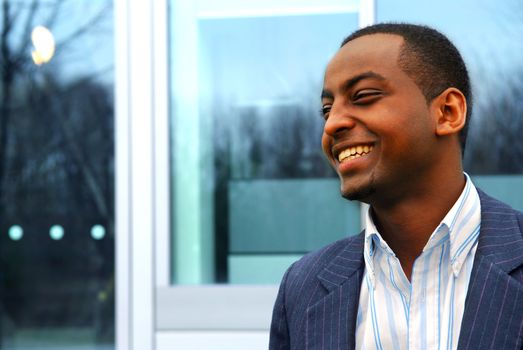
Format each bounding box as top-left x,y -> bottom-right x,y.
91,225 -> 106,240
50,225 -> 64,240
31,26 -> 55,65
8,225 -> 23,241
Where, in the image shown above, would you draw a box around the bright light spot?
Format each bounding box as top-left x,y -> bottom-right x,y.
31,26 -> 55,65
50,225 -> 64,240
8,225 -> 23,241
91,225 -> 106,240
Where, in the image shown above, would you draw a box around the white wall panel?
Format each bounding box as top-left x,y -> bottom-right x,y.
157,331 -> 269,350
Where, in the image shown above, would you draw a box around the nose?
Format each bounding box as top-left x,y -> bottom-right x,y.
323,104 -> 356,137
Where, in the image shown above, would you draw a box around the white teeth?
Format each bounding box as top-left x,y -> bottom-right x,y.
338,145 -> 374,162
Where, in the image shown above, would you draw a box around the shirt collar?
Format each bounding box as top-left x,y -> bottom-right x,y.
441,173 -> 481,276
363,173 -> 481,287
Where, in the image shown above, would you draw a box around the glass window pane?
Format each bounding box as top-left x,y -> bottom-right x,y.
0,1 -> 114,349
169,3 -> 361,284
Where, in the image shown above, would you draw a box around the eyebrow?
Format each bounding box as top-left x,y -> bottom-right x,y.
321,71 -> 386,100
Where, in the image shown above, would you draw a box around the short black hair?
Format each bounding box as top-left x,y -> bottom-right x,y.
341,23 -> 472,153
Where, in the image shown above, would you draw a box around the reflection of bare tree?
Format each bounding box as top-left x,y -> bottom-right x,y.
211,93 -> 334,280
0,0 -> 15,205
0,0 -> 111,208
10,74 -> 114,225
464,68 -> 523,174
226,98 -> 334,180
47,76 -> 113,228
1,74 -> 114,346
0,0 -> 114,346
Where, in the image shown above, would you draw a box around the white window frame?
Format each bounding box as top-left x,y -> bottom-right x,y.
115,0 -> 160,347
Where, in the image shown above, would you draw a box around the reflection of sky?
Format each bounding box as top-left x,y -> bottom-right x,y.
197,1 -> 523,110
377,0 -> 523,63
52,1 -> 113,85
2,0 -> 113,86
199,13 -> 358,104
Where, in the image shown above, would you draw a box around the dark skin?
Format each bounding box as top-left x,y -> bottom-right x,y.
321,34 -> 467,280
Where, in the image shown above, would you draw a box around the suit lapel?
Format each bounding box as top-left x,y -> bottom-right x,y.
306,233 -> 365,350
458,190 -> 523,350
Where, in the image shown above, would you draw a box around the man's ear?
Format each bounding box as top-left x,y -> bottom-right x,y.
433,87 -> 467,136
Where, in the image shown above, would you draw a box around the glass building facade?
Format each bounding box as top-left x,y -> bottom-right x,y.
1,0 -> 522,349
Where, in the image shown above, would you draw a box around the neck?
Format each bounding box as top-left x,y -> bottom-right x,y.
369,170 -> 466,280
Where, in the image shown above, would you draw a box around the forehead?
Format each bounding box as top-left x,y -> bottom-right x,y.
324,33 -> 405,86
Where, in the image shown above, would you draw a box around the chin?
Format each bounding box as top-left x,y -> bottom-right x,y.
341,186 -> 376,202
339,174 -> 377,202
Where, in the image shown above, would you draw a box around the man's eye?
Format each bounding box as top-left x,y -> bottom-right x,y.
353,90 -> 382,104
320,105 -> 331,120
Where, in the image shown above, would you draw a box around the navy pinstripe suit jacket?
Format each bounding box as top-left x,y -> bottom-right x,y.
269,190 -> 523,349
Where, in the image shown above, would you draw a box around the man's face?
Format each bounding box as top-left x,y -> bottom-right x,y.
321,34 -> 439,204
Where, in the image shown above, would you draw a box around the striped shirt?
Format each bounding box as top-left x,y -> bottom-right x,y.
355,174 -> 481,350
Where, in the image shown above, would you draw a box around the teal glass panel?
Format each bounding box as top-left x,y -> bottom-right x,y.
229,179 -> 360,253
472,176 -> 523,211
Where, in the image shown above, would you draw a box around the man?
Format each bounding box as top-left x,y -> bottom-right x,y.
269,23 -> 523,350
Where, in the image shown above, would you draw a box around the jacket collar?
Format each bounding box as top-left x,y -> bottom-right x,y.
316,231 -> 365,292
309,232 -> 365,350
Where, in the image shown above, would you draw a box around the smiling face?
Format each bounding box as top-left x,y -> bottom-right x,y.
321,34 -> 441,204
